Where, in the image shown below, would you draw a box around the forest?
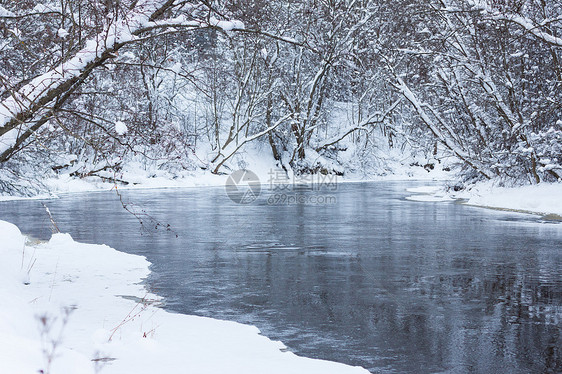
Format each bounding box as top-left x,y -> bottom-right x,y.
1,0 -> 561,194
1,3 -> 561,373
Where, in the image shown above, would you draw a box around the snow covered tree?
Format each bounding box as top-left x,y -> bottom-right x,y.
1,0 -> 559,190
0,0 -> 242,164
387,0 -> 562,183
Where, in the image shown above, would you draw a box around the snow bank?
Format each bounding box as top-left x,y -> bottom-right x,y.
0,220 -> 368,374
0,154 -> 452,202
405,186 -> 455,202
405,194 -> 455,202
405,182 -> 562,217
464,182 -> 562,216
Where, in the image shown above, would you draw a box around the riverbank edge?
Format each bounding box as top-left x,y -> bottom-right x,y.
0,220 -> 369,374
3,166 -> 561,218
0,163 -> 452,202
405,181 -> 562,218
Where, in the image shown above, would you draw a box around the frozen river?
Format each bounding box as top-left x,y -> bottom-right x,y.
1,181 -> 561,373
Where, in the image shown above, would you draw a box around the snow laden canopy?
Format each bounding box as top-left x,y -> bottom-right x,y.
0,0 -> 243,162
0,0 -> 561,187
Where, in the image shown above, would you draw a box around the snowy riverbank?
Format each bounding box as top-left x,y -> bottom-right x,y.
3,163 -> 561,218
462,182 -> 562,216
0,134 -> 458,202
0,220 -> 368,374
0,157 -> 452,202
406,181 -> 562,217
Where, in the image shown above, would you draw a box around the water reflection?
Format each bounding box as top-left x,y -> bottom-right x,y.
1,182 -> 560,373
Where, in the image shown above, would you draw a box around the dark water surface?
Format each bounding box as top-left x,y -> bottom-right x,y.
1,182 -> 561,373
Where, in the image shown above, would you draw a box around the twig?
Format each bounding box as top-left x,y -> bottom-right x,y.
42,203 -> 60,233
108,294 -> 151,341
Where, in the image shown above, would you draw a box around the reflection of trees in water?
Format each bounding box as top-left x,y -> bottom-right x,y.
258,251 -> 561,373
373,260 -> 562,373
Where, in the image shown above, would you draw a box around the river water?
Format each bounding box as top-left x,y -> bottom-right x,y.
1,181 -> 561,373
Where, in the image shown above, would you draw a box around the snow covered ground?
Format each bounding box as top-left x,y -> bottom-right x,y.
406,182 -> 562,217
0,151 -> 453,203
461,181 -> 562,216
0,220 -> 368,374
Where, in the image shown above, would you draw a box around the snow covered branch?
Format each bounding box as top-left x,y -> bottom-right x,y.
212,114 -> 292,174
463,0 -> 562,47
394,76 -> 494,179
0,0 -> 245,162
315,100 -> 401,152
489,13 -> 562,48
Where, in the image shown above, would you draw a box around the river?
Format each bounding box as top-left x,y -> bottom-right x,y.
1,181 -> 561,373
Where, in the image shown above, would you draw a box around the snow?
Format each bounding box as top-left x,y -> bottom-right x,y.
170,62 -> 182,74
32,4 -> 62,13
0,5 -> 14,17
406,194 -> 455,202
209,17 -> 245,31
406,186 -> 441,194
57,28 -> 69,39
0,220 -> 368,374
114,121 -> 128,135
405,181 -> 562,217
462,182 -> 562,216
405,186 -> 455,202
